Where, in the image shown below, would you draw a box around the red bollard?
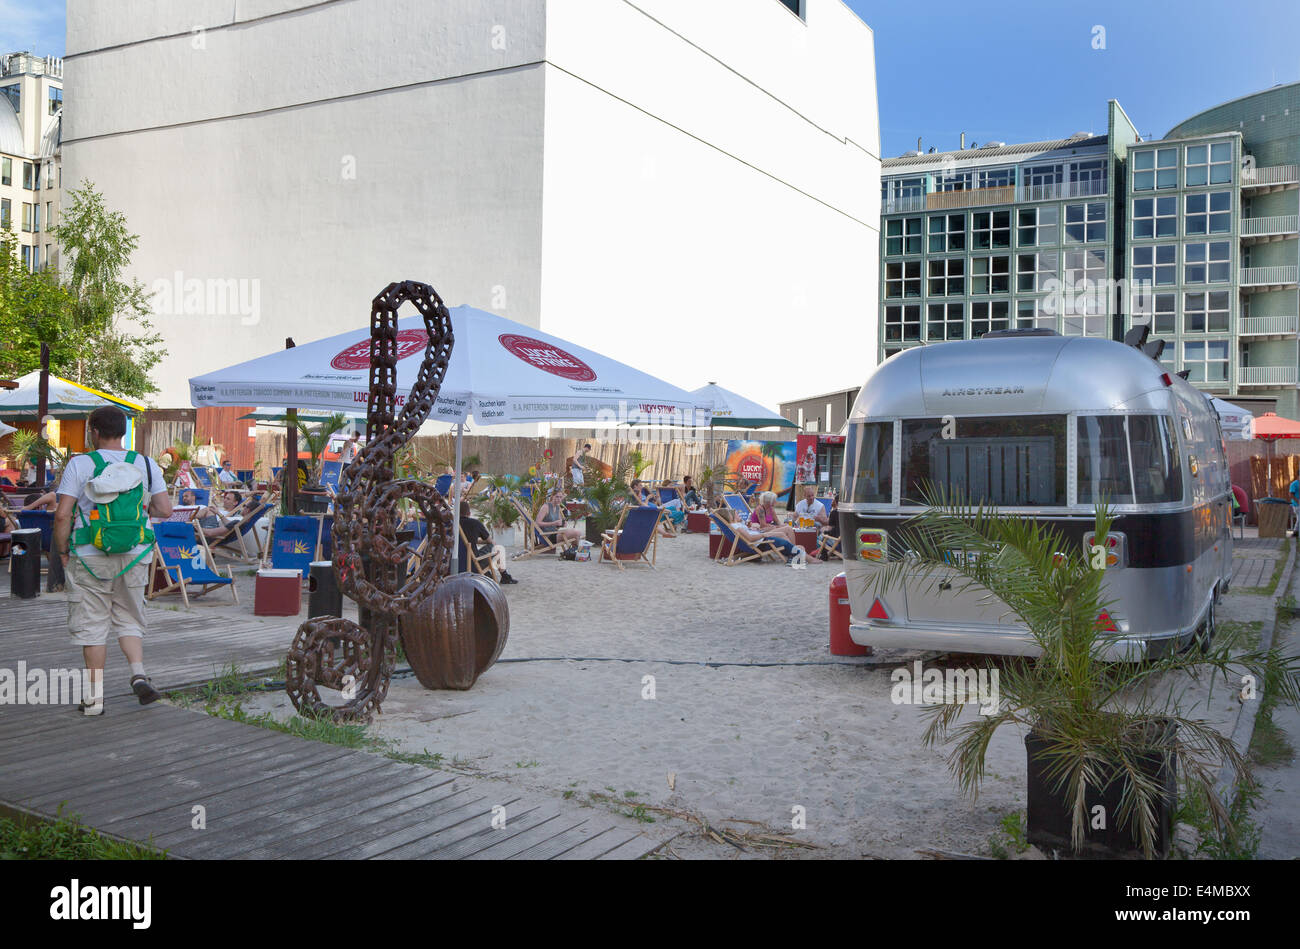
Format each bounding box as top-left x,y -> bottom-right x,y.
830,572 -> 869,656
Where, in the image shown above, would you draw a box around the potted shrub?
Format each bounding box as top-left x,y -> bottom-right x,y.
582,460 -> 633,545
293,412 -> 349,489
475,493 -> 521,548
871,492 -> 1300,858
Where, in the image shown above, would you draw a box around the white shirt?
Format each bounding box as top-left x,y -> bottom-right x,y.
340,440 -> 361,464
218,467 -> 239,484
795,498 -> 828,523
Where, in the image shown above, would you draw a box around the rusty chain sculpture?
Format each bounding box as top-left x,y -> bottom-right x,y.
285,281 -> 455,721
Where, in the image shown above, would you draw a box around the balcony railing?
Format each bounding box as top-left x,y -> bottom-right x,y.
1241,214 -> 1299,238
1241,164 -> 1300,188
1239,315 -> 1299,336
1240,265 -> 1300,287
881,178 -> 1108,215
1239,365 -> 1299,386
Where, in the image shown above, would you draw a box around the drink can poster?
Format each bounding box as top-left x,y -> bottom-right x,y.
795,434 -> 819,485
725,440 -> 797,495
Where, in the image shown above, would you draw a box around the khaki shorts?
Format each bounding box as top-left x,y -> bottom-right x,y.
66,548 -> 150,647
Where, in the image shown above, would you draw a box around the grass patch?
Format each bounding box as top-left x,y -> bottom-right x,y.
386,748 -> 445,769
1249,683 -> 1295,769
205,699 -> 382,750
1,806 -> 167,860
1174,779 -> 1262,860
1214,620 -> 1263,652
988,812 -> 1030,860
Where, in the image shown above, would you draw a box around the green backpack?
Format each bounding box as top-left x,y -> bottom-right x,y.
73,451 -> 156,578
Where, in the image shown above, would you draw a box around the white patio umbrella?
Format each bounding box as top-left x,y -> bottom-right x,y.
0,370 -> 143,417
1209,397 -> 1253,441
190,305 -> 710,569
0,420 -> 14,438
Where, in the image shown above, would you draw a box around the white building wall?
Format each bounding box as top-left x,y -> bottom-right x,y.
65,0 -> 879,412
540,0 -> 879,409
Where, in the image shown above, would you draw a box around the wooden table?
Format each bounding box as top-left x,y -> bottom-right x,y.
794,529 -> 820,557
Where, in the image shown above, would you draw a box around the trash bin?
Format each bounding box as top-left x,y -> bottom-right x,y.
307,561 -> 342,618
9,529 -> 41,599
830,572 -> 868,656
1257,498 -> 1291,539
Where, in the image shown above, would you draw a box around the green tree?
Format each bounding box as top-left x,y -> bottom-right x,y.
293,413 -> 349,485
0,228 -> 74,381
49,181 -> 164,398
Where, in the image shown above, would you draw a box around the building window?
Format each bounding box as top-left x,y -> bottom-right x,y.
20,203 -> 32,233
1184,291 -> 1230,333
976,167 -> 1014,190
928,258 -> 965,296
44,163 -> 54,189
927,302 -> 964,341
22,162 -> 34,190
971,301 -> 1010,337
1185,192 -> 1231,236
1185,142 -> 1232,186
885,217 -> 922,256
45,201 -> 51,228
1182,340 -> 1229,383
32,203 -> 39,233
1065,202 -> 1106,243
1132,196 -> 1176,239
1016,299 -> 1053,331
884,177 -> 925,202
1133,148 -> 1177,191
884,304 -> 921,342
1184,242 -> 1231,284
1017,206 -> 1058,246
1,157 -> 9,186
1132,245 -> 1177,287
0,198 -> 8,227
928,213 -> 965,253
935,170 -> 974,193
1068,159 -> 1107,192
970,256 -> 1010,294
1,84 -> 18,114
1151,293 -> 1177,334
971,210 -> 1011,249
885,261 -> 922,299
20,244 -> 30,270
777,0 -> 805,18
48,87 -> 62,115
1017,252 -> 1058,292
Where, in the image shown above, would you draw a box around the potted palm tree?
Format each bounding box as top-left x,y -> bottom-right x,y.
871,490 -> 1300,858
581,455 -> 634,544
293,412 -> 349,489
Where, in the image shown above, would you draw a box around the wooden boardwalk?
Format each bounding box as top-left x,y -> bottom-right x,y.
0,589 -> 664,859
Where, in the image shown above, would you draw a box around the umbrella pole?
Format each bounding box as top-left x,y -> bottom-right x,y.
451,421 -> 463,576
35,343 -> 48,486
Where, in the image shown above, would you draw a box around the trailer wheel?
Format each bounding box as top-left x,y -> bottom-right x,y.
1194,589 -> 1217,652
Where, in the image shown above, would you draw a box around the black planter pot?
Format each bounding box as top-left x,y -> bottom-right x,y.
585,518 -> 606,545
1024,725 -> 1177,859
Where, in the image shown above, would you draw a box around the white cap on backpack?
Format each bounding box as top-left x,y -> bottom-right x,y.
85,462 -> 144,504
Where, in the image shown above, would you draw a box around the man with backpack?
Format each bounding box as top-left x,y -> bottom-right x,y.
53,406 -> 172,716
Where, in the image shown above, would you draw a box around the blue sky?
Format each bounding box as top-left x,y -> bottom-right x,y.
0,0 -> 64,58
850,0 -> 1300,157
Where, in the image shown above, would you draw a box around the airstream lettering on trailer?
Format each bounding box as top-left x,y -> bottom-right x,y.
839,332 -> 1233,661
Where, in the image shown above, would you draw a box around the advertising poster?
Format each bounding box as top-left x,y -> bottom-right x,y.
795,434 -> 819,485
725,439 -> 797,495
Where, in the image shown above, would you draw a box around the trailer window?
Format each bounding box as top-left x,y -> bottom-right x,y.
844,422 -> 893,503
1077,415 -> 1183,504
901,416 -> 1067,506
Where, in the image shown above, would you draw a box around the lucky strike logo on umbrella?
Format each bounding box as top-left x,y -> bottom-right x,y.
330,330 -> 430,371
499,334 -> 597,382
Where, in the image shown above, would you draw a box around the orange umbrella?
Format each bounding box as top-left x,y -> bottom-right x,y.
1253,412 -> 1300,488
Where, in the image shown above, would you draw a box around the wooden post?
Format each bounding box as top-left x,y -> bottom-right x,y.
35,342 -> 49,486
284,338 -> 298,514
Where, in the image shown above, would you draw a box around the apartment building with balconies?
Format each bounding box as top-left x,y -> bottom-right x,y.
878,84 -> 1300,417
0,51 -> 63,272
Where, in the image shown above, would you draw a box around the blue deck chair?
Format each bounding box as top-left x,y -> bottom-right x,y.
320,460 -> 343,493
210,501 -> 275,563
16,510 -> 54,552
271,466 -> 283,479
193,467 -> 214,488
723,494 -> 752,518
709,512 -> 785,566
600,505 -> 661,569
148,521 -> 238,607
236,469 -> 255,483
656,486 -> 680,505
434,474 -> 454,497
177,487 -> 211,507
819,498 -> 834,518
268,515 -> 321,577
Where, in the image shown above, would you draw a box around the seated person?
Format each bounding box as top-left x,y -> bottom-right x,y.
191,491 -> 244,542
22,491 -> 57,512
793,484 -> 830,530
217,459 -> 241,485
748,491 -> 819,562
536,489 -> 582,551
460,501 -> 517,584
732,517 -> 801,563
682,476 -> 701,509
0,494 -> 19,533
629,479 -> 651,505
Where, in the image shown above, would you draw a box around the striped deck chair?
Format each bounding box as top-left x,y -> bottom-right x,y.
600,505 -> 661,569
148,521 -> 239,607
710,512 -> 785,566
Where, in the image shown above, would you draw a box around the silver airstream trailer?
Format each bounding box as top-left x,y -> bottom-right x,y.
839,330 -> 1233,661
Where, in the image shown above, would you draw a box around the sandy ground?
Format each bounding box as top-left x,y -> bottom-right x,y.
225,526 -> 1277,859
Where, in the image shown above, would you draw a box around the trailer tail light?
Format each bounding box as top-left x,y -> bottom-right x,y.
1083,531 -> 1126,569
857,528 -> 887,562
867,598 -> 891,620
1095,611 -> 1118,632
